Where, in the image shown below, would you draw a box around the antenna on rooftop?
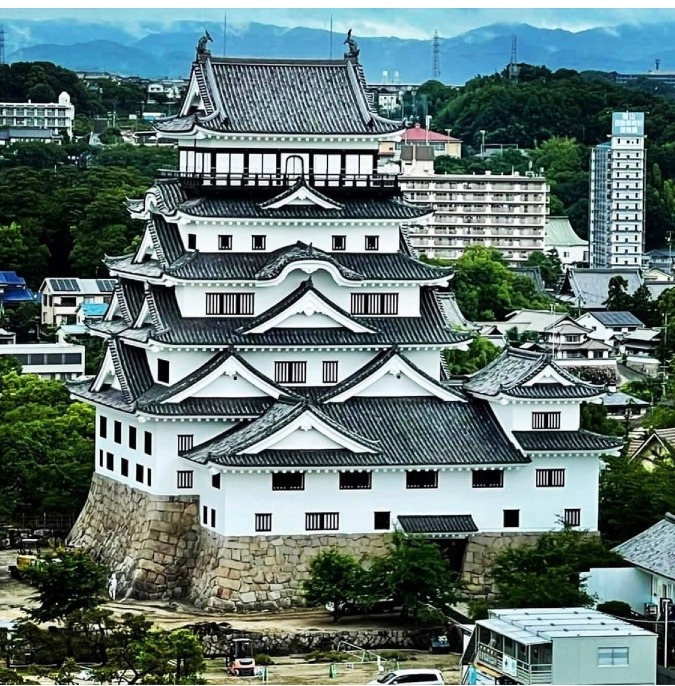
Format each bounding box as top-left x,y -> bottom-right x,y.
508,35 -> 520,83
0,25 -> 5,66
432,29 -> 441,80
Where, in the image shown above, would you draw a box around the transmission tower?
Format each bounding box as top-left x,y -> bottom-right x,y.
0,25 -> 5,66
508,35 -> 520,83
432,29 -> 441,80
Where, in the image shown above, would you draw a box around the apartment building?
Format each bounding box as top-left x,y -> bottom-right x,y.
0,92 -> 75,138
589,112 -> 646,269
401,170 -> 549,262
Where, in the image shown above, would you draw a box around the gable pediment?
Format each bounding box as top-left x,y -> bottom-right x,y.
524,365 -> 575,387
262,184 -> 343,210
243,290 -> 375,334
91,347 -> 117,392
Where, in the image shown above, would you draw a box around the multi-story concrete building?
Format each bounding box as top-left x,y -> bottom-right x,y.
0,92 -> 75,138
400,171 -> 549,262
589,112 -> 646,269
0,342 -> 85,380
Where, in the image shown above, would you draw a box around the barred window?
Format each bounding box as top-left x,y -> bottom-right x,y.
177,470 -> 193,489
532,411 -> 561,429
252,235 -> 266,250
339,471 -> 372,490
564,508 -> 581,527
332,235 -> 346,251
275,361 -> 307,384
536,469 -> 565,487
305,512 -> 339,531
177,435 -> 194,453
218,235 -> 233,250
365,235 -> 379,250
472,470 -> 504,488
272,472 -> 304,491
255,513 -> 272,532
323,360 -> 339,383
351,293 -> 398,315
406,470 -> 438,489
205,292 -> 255,315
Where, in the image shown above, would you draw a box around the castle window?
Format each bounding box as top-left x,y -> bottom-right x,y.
332,235 -> 346,251
202,506 -> 208,525
351,293 -> 398,315
99,415 -> 107,438
272,472 -> 304,491
157,359 -> 170,383
365,235 -> 379,251
406,470 -> 438,489
374,512 -> 391,530
305,512 -> 339,531
144,431 -> 152,455
121,458 -> 129,477
339,471 -> 372,490
564,508 -> 581,527
210,508 -> 216,528
98,449 -> 103,467
113,420 -> 122,444
472,470 -> 504,488
503,509 -> 520,528
187,233 -> 196,250
147,468 -> 152,487
323,361 -> 339,384
177,470 -> 194,489
177,435 -> 194,453
106,452 -> 114,471
128,426 -> 137,450
536,469 -> 565,487
532,411 -> 561,430
136,464 -> 144,483
275,361 -> 306,384
218,235 -> 233,250
252,235 -> 266,251
206,292 -> 255,315
255,513 -> 272,532
212,473 -> 221,489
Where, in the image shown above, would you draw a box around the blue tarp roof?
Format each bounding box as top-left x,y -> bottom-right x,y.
0,271 -> 26,287
81,302 -> 108,317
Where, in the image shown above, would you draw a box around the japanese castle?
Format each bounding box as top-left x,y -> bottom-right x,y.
68,38 -> 622,607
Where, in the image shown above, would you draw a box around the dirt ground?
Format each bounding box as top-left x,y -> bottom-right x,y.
0,550 -> 463,683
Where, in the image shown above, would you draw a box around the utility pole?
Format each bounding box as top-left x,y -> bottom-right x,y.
432,29 -> 441,80
662,597 -> 672,667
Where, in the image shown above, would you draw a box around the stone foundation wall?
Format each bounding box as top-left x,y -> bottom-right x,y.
69,475 -> 388,611
460,532 -> 544,599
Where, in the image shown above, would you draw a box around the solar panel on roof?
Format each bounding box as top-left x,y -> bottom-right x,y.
96,279 -> 117,292
52,278 -> 80,292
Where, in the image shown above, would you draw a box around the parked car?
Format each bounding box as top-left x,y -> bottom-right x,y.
325,598 -> 399,615
368,668 -> 445,684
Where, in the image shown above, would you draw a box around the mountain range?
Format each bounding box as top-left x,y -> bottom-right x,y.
3,18 -> 675,84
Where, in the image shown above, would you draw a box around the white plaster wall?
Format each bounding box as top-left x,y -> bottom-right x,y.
193,455 -> 602,536
179,138 -> 384,153
176,222 -> 401,254
488,400 -> 580,435
582,567 -> 652,614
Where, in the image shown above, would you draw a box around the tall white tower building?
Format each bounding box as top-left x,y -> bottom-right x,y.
589,112 -> 646,268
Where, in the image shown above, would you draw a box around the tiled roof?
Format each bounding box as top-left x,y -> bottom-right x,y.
587,311 -> 644,327
67,380 -> 134,413
397,515 -> 478,535
179,194 -> 430,220
121,279 -> 145,323
149,215 -> 185,267
144,285 -> 468,347
613,514 -> 675,581
510,266 -> 548,296
158,57 -> 403,136
505,383 -> 603,399
183,397 -> 527,468
401,126 -> 461,143
107,244 -> 450,284
512,430 -> 624,453
559,268 -> 643,309
602,391 -> 648,407
464,347 -> 600,398
112,339 -> 154,403
140,397 -> 274,418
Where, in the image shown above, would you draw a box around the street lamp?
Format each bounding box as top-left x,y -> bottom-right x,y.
479,129 -> 486,157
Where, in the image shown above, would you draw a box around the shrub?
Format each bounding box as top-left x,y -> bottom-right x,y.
596,600 -> 633,619
254,653 -> 274,665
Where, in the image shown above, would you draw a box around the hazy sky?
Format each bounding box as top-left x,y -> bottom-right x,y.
2,6 -> 675,40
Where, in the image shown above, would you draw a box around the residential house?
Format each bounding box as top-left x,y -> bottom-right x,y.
619,328 -> 661,375
57,302 -> 109,343
396,123 -> 462,158
626,428 -> 675,467
577,311 -> 644,347
0,128 -> 62,145
0,342 -> 85,380
643,248 -> 675,273
39,278 -> 117,329
558,268 -> 643,310
463,607 -> 656,685
585,514 -> 675,622
544,216 -> 588,267
601,391 -> 649,419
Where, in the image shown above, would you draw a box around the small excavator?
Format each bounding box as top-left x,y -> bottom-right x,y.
225,638 -> 256,677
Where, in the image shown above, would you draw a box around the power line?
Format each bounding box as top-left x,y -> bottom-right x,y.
432,29 -> 441,80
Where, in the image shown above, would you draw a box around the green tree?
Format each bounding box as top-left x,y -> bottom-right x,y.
580,402 -> 624,437
2,302 -> 39,342
603,275 -> 632,311
368,532 -> 458,620
490,527 -> 624,609
24,549 -> 107,624
0,222 -> 50,290
443,336 -> 501,375
302,548 -> 366,622
524,250 -> 563,289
